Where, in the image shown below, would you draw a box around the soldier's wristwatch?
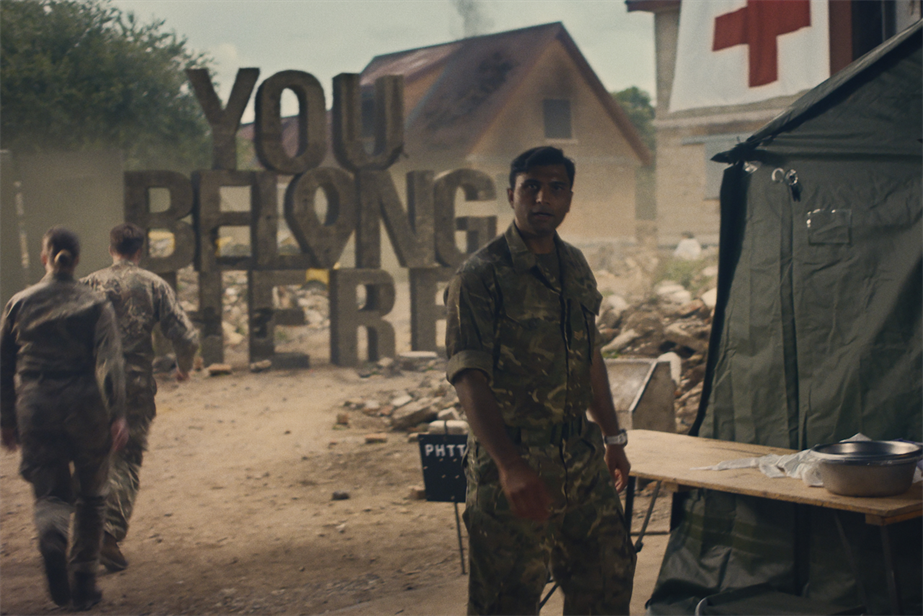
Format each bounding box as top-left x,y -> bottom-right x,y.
604,429 -> 628,447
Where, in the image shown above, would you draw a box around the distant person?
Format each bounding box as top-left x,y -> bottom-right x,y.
82,222 -> 198,572
1,227 -> 127,610
445,147 -> 636,614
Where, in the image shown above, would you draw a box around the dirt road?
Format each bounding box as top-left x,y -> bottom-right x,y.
0,363 -> 669,615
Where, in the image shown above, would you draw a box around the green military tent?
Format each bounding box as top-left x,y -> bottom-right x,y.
648,19 -> 922,615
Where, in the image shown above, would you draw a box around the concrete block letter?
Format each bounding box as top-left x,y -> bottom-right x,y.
332,74 -> 403,171
284,167 -> 356,269
248,269 -> 308,366
255,71 -> 326,174
329,268 -> 395,366
358,170 -> 435,269
193,170 -> 276,364
187,68 -> 260,170
434,169 -> 496,268
410,267 -> 454,352
456,216 -> 497,254
124,171 -> 196,274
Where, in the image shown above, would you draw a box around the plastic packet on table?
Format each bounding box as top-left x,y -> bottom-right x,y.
690,433 -> 898,488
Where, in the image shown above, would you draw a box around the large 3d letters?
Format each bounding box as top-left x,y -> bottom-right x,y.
133,68 -> 498,369
187,68 -> 260,170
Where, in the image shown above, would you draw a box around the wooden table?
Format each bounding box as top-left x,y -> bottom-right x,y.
624,430 -> 923,613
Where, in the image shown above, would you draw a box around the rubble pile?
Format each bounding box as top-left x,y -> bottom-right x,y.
168,240 -> 719,435
340,371 -> 465,436
174,267 -> 330,349
594,252 -> 718,434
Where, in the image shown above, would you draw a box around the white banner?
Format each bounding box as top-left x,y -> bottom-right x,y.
670,0 -> 830,113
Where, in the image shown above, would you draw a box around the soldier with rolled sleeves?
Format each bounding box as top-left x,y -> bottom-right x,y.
82,222 -> 198,572
1,227 -> 128,610
445,147 -> 636,615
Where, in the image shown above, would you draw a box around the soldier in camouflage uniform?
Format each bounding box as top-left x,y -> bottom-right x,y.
446,147 -> 636,615
1,227 -> 127,610
82,222 -> 198,572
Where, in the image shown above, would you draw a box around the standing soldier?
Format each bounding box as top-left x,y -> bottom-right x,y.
82,222 -> 198,572
1,227 -> 128,610
446,147 -> 636,614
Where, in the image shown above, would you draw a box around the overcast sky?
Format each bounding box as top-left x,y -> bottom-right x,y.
110,0 -> 655,121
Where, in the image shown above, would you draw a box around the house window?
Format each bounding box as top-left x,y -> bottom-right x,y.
543,99 -> 572,140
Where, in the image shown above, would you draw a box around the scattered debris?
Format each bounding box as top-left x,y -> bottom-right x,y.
331,491 -> 350,501
673,236 -> 703,261
655,281 -> 692,305
249,359 -> 272,373
397,351 -> 440,372
701,288 -> 718,309
436,408 -> 460,422
364,433 -> 388,444
172,245 -> 719,438
390,397 -> 439,431
206,364 -> 233,376
428,420 -> 469,435
390,394 -> 413,408
408,486 -> 427,500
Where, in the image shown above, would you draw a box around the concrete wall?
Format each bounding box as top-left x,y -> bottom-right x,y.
16,150 -> 124,283
650,7 -> 802,247
0,152 -> 27,307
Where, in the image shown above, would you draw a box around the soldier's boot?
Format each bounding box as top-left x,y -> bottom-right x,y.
99,532 -> 128,572
38,530 -> 70,607
71,572 -> 102,611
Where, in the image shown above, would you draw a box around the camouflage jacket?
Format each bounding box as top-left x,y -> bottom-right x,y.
82,261 -> 198,376
1,272 -> 126,429
445,223 -> 603,429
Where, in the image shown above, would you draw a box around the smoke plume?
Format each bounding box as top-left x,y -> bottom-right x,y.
451,0 -> 493,38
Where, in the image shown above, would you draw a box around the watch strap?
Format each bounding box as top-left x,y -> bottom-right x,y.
604,429 -> 628,447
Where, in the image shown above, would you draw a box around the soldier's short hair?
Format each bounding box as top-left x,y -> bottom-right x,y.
42,226 -> 80,271
110,222 -> 146,257
509,146 -> 576,190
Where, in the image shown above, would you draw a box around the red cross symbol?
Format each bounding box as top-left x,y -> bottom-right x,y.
713,0 -> 812,87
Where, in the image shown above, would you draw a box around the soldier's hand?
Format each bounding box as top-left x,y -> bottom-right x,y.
1,427 -> 18,452
499,459 -> 553,522
175,367 -> 189,383
605,444 -> 631,492
111,417 -> 129,453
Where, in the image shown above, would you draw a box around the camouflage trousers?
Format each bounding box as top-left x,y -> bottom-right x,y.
16,375 -> 112,574
104,375 -> 156,542
464,419 -> 636,615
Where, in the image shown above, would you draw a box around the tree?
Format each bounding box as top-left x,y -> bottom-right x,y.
612,86 -> 655,154
1,0 -> 213,171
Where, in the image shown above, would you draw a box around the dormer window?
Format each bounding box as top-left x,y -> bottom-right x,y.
543,99 -> 572,139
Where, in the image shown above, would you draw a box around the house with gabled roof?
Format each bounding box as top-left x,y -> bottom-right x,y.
239,22 -> 652,263
359,22 -> 652,247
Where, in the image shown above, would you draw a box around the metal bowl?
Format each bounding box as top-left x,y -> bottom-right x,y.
812,441 -> 922,497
